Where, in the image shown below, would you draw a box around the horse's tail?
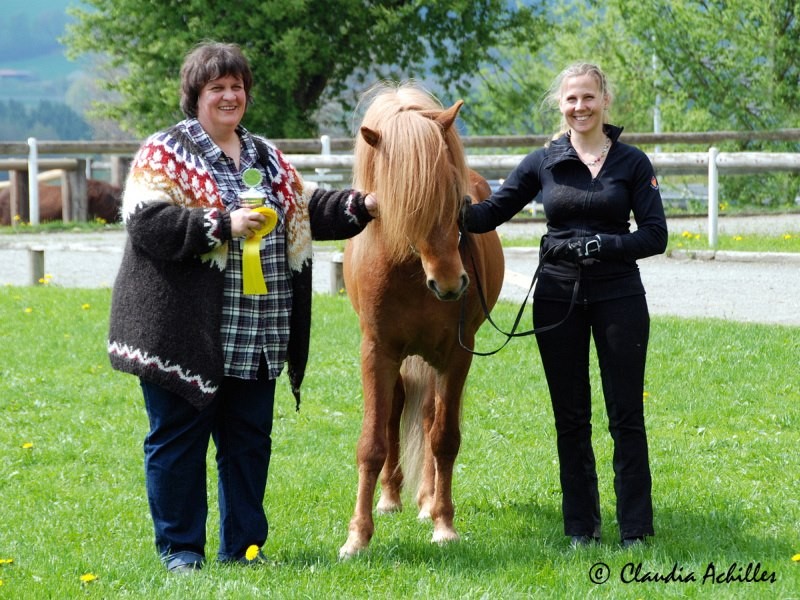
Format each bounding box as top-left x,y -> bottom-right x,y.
398,355 -> 434,497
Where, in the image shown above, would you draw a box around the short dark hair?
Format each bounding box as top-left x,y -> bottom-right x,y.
179,41 -> 253,118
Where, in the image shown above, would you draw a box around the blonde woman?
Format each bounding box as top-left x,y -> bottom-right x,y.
465,62 -> 667,549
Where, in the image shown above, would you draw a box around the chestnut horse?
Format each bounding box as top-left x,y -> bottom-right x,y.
0,180 -> 122,225
339,83 -> 504,558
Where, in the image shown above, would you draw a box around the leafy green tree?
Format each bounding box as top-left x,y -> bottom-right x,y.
63,0 -> 542,138
612,0 -> 800,133
610,0 -> 800,206
465,0 -> 800,206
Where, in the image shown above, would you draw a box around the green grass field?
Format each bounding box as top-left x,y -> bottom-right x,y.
1,287 -> 798,599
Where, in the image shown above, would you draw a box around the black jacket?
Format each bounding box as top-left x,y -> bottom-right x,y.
467,125 -> 668,303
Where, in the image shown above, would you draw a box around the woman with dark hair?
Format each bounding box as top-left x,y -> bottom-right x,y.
108,41 -> 376,573
465,62 -> 667,549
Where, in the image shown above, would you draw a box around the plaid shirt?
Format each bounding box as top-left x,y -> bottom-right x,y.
185,119 -> 291,381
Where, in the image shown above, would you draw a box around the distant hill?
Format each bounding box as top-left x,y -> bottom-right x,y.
0,0 -> 85,105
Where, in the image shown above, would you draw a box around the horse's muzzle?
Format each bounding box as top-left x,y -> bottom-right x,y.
427,273 -> 470,301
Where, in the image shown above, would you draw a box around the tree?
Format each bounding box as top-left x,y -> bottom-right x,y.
63,0 -> 544,139
464,0 -> 800,206
611,0 -> 800,134
610,0 -> 800,206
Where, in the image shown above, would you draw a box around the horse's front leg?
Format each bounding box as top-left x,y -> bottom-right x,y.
377,375 -> 405,514
428,357 -> 471,544
339,342 -> 399,559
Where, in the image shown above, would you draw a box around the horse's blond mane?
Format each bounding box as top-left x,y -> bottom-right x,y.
353,83 -> 470,263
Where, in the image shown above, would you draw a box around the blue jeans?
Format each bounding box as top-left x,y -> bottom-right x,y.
140,359 -> 275,562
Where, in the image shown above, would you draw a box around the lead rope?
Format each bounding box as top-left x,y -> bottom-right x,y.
457,232 -> 580,357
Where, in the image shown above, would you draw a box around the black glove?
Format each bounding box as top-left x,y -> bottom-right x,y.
551,234 -> 602,264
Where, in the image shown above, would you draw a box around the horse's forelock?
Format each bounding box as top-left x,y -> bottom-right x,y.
355,88 -> 466,263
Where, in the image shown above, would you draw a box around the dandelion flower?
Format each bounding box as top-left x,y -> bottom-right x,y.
642,391 -> 650,401
792,553 -> 800,562
783,234 -> 793,240
79,573 -> 97,584
733,235 -> 743,242
21,442 -> 33,449
81,304 -> 91,310
681,231 -> 692,238
245,545 -> 260,561
24,307 -> 32,314
0,558 -> 13,564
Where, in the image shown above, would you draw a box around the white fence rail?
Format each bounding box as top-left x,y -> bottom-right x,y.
2,133 -> 800,246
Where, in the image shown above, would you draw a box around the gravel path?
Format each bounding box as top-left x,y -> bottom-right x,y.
2,214 -> 799,326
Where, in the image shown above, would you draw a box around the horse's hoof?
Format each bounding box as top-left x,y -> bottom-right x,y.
431,528 -> 460,545
338,532 -> 368,560
338,543 -> 362,560
376,494 -> 402,514
417,506 -> 432,521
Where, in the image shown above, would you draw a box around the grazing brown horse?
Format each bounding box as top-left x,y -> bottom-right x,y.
339,83 -> 504,559
0,180 -> 121,226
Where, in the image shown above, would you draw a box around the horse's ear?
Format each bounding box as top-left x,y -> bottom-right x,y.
360,126 -> 381,148
435,100 -> 464,132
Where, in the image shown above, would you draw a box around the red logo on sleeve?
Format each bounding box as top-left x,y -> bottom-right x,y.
650,175 -> 659,190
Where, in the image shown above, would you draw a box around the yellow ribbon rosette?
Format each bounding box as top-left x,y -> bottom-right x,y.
242,205 -> 278,295
240,168 -> 277,295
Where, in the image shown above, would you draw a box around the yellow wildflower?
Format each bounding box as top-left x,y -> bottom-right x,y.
681,231 -> 692,238
79,573 -> 97,584
24,307 -> 32,314
21,442 -> 33,449
792,553 -> 800,562
0,558 -> 13,564
81,304 -> 91,310
245,545 -> 260,561
783,234 -> 793,240
733,235 -> 743,242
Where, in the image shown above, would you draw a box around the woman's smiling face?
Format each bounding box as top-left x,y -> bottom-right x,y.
196,74 -> 246,137
558,73 -> 608,135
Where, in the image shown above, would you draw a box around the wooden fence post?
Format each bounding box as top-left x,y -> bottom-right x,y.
66,159 -> 88,222
9,170 -> 29,224
330,252 -> 345,295
110,155 -> 132,187
29,247 -> 45,285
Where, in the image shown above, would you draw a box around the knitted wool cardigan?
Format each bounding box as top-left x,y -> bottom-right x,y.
108,124 -> 371,410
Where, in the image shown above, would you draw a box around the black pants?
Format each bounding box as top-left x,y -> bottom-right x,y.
534,295 -> 654,540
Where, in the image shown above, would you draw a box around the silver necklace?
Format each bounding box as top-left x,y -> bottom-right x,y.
581,136 -> 610,167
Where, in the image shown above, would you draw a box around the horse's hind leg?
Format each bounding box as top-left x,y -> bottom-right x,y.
416,390 -> 436,520
377,376 -> 405,514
